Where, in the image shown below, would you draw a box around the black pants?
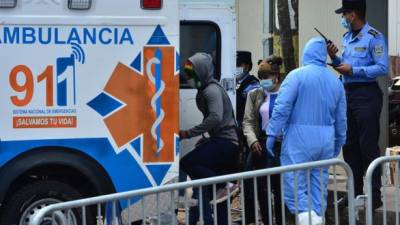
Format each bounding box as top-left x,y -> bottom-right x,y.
243,141 -> 282,225
180,138 -> 239,225
343,83 -> 382,202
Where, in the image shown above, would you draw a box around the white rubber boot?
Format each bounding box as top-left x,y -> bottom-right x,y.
297,211 -> 323,225
311,210 -> 323,225
297,211 -> 312,225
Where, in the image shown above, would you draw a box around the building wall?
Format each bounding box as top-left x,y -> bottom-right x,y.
388,0 -> 400,58
298,0 -> 342,64
366,0 -> 389,150
236,0 -> 264,75
388,0 -> 400,79
236,0 -> 348,73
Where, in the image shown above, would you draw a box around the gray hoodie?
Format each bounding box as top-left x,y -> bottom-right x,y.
187,53 -> 238,145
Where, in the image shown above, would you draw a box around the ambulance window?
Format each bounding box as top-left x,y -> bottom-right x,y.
180,21 -> 221,89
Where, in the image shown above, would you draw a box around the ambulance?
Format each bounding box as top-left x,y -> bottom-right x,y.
0,0 -> 236,224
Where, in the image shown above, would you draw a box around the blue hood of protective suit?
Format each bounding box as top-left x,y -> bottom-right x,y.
302,37 -> 327,67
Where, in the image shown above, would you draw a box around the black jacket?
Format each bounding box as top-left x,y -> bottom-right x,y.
236,75 -> 259,125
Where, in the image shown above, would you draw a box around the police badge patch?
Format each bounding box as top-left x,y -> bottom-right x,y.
374,45 -> 384,56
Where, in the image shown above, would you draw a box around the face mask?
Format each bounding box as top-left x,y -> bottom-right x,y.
187,78 -> 196,88
184,61 -> 202,89
340,17 -> 352,31
187,78 -> 201,89
235,67 -> 247,81
260,79 -> 274,92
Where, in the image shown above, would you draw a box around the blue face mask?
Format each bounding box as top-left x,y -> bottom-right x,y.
235,67 -> 246,81
260,79 -> 274,92
340,17 -> 352,31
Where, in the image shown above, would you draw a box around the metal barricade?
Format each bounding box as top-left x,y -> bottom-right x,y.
30,158 -> 355,225
365,155 -> 400,225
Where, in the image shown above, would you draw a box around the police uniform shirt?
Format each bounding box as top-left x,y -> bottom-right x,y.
332,23 -> 389,84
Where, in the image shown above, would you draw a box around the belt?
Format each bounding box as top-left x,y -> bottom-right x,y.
344,82 -> 378,90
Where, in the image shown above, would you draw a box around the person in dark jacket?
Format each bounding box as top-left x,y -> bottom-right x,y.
236,51 -> 260,125
236,51 -> 260,171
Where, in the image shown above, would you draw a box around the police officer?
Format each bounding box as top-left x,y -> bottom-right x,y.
236,51 -> 259,125
328,0 -> 388,208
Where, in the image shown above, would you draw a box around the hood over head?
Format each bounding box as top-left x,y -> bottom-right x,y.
188,53 -> 216,86
302,37 -> 327,67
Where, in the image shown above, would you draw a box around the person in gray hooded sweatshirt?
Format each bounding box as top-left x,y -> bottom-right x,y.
180,52 -> 239,225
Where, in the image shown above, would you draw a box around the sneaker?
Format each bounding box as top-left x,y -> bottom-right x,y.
210,182 -> 239,204
175,196 -> 198,208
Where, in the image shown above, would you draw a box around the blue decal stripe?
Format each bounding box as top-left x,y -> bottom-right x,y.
146,164 -> 171,185
147,25 -> 170,45
175,136 -> 180,156
130,137 -> 142,157
175,52 -> 180,73
130,53 -> 142,72
57,80 -> 67,106
87,92 -> 123,117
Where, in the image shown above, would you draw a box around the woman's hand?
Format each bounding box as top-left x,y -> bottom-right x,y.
251,141 -> 263,155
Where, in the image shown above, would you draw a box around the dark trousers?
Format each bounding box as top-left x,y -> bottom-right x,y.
343,83 -> 382,201
180,138 -> 239,225
178,170 -> 187,196
243,141 -> 282,225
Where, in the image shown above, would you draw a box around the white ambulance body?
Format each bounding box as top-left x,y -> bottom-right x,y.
0,0 -> 236,223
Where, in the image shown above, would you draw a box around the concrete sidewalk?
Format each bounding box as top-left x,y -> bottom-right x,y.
327,175 -> 400,225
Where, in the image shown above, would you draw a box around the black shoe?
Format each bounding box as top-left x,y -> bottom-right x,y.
372,191 -> 383,209
337,195 -> 348,209
372,197 -> 383,209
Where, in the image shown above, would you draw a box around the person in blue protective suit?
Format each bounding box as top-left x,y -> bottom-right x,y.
266,37 -> 347,225
327,0 -> 388,209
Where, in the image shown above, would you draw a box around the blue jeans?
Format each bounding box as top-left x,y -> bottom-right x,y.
180,138 -> 238,225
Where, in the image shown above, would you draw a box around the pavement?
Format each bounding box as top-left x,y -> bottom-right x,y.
123,173 -> 399,225
327,174 -> 400,225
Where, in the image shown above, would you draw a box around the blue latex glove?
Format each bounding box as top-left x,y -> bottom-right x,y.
266,136 -> 276,157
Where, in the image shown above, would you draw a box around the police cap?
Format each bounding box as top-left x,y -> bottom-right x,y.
237,51 -> 252,66
335,0 -> 366,14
